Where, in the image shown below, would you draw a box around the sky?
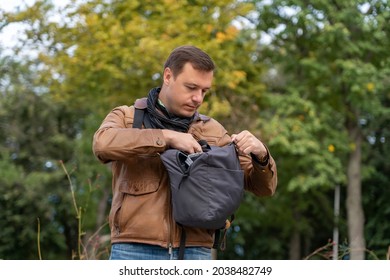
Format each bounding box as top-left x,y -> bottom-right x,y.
0,0 -> 70,54
0,0 -> 36,11
1,0 -> 40,51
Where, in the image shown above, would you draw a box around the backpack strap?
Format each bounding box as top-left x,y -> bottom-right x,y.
213,215 -> 235,252
178,226 -> 186,260
213,229 -> 221,250
132,97 -> 152,129
179,215 -> 235,260
133,108 -> 144,129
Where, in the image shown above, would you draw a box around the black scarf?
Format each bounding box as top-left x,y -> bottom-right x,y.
146,87 -> 195,133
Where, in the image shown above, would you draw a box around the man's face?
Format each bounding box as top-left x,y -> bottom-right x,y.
160,62 -> 213,118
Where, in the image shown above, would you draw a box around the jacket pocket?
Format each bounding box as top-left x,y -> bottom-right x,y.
119,179 -> 160,195
118,155 -> 164,196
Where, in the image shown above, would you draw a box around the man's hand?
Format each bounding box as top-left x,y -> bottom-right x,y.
162,130 -> 202,154
231,130 -> 268,160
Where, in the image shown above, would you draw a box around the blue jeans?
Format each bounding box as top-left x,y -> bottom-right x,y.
109,243 -> 212,260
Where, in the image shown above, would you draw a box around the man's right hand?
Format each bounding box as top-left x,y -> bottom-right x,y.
162,130 -> 202,154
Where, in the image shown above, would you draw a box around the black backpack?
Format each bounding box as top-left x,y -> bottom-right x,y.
132,104 -> 244,259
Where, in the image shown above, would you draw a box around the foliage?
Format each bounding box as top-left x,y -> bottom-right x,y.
0,0 -> 267,259
0,55 -> 78,259
1,0 -> 389,260
244,0 -> 390,259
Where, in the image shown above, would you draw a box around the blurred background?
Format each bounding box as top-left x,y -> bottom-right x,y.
0,0 -> 389,260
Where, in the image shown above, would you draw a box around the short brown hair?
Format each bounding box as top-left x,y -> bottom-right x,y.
164,45 -> 215,77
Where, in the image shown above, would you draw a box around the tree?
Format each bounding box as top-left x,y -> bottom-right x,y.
1,0 -> 271,259
252,0 -> 390,259
0,54 -> 82,259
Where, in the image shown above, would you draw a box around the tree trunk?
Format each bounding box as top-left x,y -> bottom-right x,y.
289,228 -> 301,259
346,124 -> 366,259
289,208 -> 301,259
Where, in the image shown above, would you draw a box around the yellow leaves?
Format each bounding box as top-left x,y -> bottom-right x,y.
163,0 -> 177,5
328,144 -> 335,153
226,25 -> 239,38
233,70 -> 246,80
227,70 -> 247,89
216,25 -> 239,43
366,82 -> 375,92
109,24 -> 124,38
200,95 -> 232,118
85,13 -> 99,27
205,24 -> 214,34
138,37 -> 160,53
216,31 -> 227,42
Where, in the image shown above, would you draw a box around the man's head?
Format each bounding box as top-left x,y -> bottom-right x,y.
163,45 -> 215,78
159,46 -> 215,118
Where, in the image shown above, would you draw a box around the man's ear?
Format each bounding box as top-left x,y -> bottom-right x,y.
163,67 -> 173,85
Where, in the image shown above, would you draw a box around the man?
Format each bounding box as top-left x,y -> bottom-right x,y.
93,45 -> 277,260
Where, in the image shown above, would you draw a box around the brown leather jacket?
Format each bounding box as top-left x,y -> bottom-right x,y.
92,100 -> 277,250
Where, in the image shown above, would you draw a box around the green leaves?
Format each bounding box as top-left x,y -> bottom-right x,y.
1,0 -> 389,259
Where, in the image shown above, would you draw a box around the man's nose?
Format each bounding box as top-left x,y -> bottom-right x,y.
192,89 -> 203,103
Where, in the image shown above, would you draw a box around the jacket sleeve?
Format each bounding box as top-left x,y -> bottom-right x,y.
239,145 -> 278,197
92,106 -> 167,163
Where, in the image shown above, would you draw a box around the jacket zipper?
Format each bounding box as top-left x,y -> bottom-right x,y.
168,243 -> 173,256
167,202 -> 174,257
